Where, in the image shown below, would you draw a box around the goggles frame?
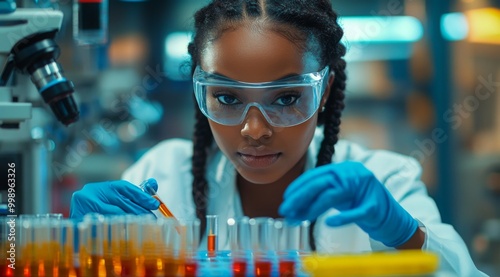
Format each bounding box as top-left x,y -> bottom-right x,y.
193,66 -> 331,127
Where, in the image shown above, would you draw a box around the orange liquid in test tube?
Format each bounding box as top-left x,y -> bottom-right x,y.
141,240 -> 162,277
143,259 -> 163,277
152,195 -> 175,218
81,255 -> 106,277
163,257 -> 179,277
207,234 -> 217,257
140,179 -> 176,219
103,256 -> 115,277
206,215 -> 218,258
119,256 -> 137,277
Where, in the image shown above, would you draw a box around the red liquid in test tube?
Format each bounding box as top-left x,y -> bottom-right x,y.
279,260 -> 296,277
1,263 -> 13,277
144,261 -> 160,277
120,257 -> 136,277
184,261 -> 198,277
73,266 -> 81,277
255,260 -> 272,277
232,259 -> 247,277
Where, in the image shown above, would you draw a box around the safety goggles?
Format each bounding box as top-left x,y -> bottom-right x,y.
193,66 -> 330,127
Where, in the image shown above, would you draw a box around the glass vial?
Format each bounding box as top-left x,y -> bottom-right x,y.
73,0 -> 108,45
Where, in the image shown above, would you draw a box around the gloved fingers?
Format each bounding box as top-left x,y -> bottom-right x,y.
70,195 -> 127,219
69,190 -> 94,219
279,174 -> 334,217
290,189 -> 351,221
107,192 -> 156,215
324,206 -> 370,227
146,178 -> 159,192
284,161 -> 374,199
283,164 -> 335,199
92,202 -> 128,216
110,180 -> 160,210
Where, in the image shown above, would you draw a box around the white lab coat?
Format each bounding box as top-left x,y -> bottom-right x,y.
122,128 -> 487,276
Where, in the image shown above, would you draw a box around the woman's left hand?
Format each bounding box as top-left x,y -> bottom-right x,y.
279,161 -> 418,248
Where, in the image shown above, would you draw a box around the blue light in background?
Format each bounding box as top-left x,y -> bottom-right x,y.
164,32 -> 192,81
165,32 -> 192,59
164,16 -> 425,77
340,16 -> 424,43
441,12 -> 469,41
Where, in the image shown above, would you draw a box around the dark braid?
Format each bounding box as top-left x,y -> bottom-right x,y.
188,0 -> 347,249
317,56 -> 346,166
190,107 -> 213,239
244,0 -> 262,17
310,49 -> 347,250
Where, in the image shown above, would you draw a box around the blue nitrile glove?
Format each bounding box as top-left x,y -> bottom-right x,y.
70,179 -> 160,220
279,161 -> 418,248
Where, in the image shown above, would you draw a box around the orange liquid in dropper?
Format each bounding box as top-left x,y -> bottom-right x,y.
152,195 -> 175,218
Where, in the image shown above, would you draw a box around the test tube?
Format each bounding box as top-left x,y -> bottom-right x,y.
298,221 -> 312,256
79,213 -> 106,277
140,216 -> 165,277
0,217 -> 12,277
36,213 -> 63,219
117,215 -> 141,277
18,215 -> 36,277
34,217 -> 56,277
206,215 -> 218,257
274,219 -> 300,277
140,179 -> 176,218
178,218 -> 201,277
102,216 -> 118,277
227,217 -> 251,277
163,218 -> 182,277
249,217 -> 276,277
56,219 -> 77,277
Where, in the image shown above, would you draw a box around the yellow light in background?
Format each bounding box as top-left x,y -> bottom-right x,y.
466,8 -> 500,44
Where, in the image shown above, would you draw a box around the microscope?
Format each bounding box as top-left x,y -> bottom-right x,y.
0,0 -> 79,215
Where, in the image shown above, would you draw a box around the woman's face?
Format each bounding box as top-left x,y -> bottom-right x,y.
201,24 -> 329,185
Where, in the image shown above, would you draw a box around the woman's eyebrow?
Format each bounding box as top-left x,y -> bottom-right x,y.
213,71 -> 300,81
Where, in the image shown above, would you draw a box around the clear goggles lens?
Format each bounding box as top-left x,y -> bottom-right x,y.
193,66 -> 330,127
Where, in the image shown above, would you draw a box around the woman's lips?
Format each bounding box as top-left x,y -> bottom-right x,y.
238,153 -> 281,168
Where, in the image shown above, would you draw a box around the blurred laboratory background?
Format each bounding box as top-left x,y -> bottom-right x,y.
0,0 -> 499,274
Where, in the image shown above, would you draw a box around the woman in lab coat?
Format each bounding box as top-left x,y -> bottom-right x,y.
70,0 -> 486,275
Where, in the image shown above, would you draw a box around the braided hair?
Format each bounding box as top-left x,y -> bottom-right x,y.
187,0 -> 347,250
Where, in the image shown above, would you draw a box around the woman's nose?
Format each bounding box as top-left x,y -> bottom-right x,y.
240,107 -> 273,141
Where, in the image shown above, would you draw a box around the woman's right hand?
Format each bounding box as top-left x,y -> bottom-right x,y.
70,180 -> 160,219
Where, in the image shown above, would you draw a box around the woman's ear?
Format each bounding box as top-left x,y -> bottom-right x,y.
320,71 -> 335,110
